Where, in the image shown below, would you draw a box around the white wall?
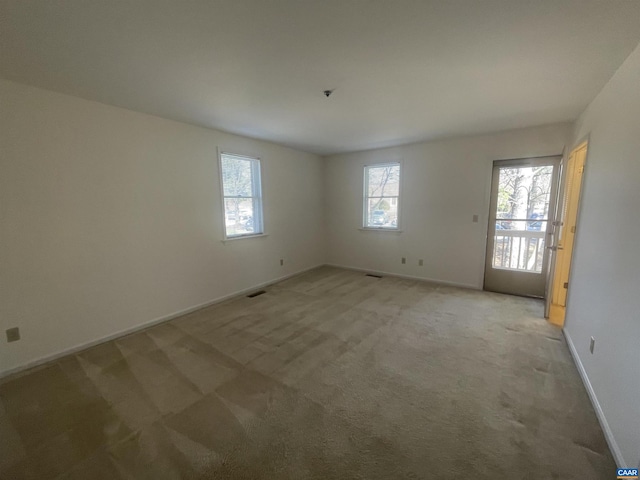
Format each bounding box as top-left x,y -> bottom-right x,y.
563,43 -> 640,468
0,79 -> 325,376
324,123 -> 571,288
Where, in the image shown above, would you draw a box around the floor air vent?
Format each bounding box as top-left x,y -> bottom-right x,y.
365,274 -> 383,278
247,290 -> 266,298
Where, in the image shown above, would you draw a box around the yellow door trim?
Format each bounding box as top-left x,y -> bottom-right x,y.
548,141 -> 587,327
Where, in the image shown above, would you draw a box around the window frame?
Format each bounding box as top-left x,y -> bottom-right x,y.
218,150 -> 264,240
362,161 -> 402,231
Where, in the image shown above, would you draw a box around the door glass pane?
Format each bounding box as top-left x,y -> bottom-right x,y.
492,165 -> 553,273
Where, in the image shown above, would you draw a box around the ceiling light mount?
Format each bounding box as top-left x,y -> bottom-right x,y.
323,89 -> 333,98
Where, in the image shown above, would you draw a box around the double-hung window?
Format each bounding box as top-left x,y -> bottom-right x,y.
219,152 -> 263,239
364,163 -> 401,229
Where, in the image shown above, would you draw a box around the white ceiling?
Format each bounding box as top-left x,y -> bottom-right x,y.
1,1 -> 640,155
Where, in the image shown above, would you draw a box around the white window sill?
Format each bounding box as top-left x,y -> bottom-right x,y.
359,228 -> 403,233
222,233 -> 268,243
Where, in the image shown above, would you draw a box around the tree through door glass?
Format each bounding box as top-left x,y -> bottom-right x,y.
492,165 -> 553,273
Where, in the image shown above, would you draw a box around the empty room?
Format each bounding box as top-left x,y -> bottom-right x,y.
1,1 -> 639,478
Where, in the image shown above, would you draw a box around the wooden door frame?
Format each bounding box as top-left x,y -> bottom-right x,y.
547,138 -> 589,326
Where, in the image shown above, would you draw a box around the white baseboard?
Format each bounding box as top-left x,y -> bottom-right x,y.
324,263 -> 480,290
0,264 -> 323,380
563,329 -> 626,467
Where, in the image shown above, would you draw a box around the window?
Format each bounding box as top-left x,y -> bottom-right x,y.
364,163 -> 401,229
219,152 -> 263,238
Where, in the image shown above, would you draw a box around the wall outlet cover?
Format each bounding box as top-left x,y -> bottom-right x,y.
6,327 -> 20,343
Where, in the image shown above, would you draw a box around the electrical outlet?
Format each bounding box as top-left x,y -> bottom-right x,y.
6,327 -> 20,343
472,214 -> 479,223
418,259 -> 424,266
401,257 -> 406,264
280,259 -> 284,266
590,336 -> 595,354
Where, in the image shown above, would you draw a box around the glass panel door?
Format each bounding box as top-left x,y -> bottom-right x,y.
484,157 -> 561,298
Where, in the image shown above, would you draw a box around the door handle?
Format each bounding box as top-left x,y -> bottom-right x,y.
547,246 -> 563,251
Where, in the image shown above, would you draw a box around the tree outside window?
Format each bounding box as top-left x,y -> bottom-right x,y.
220,152 -> 263,238
364,163 -> 401,229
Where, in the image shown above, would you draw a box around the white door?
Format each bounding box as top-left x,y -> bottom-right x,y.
484,156 -> 561,297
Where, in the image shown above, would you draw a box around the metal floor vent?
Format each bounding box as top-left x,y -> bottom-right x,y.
247,290 -> 266,298
365,274 -> 383,278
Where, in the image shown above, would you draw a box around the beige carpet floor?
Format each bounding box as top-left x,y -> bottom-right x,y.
0,266 -> 615,479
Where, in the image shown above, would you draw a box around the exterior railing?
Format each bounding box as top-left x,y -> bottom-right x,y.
492,231 -> 545,273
